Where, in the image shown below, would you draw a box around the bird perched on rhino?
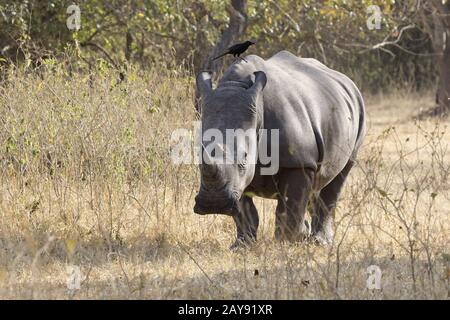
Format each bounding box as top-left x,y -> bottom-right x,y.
212,40 -> 255,61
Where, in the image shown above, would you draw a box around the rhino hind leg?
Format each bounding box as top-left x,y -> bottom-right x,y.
274,168 -> 314,243
311,160 -> 355,245
230,196 -> 259,250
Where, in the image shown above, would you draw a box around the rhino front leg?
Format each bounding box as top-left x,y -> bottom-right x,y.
230,195 -> 259,250
275,168 -> 314,242
311,160 -> 354,245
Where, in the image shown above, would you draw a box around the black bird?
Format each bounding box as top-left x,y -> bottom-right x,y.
212,40 -> 255,61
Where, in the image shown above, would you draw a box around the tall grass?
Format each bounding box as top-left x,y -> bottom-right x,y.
0,61 -> 448,299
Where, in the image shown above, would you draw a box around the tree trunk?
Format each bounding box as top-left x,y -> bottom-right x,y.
125,29 -> 133,63
437,34 -> 450,109
202,0 -> 247,73
433,1 -> 450,111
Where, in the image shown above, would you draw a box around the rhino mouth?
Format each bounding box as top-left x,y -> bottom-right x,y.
193,199 -> 238,216
193,193 -> 239,216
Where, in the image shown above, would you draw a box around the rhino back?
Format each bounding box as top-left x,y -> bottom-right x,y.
221,51 -> 366,188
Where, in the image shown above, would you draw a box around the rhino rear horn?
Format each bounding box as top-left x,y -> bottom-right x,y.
201,146 -> 219,178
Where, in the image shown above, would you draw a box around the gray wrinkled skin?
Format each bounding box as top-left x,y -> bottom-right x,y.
194,51 -> 366,250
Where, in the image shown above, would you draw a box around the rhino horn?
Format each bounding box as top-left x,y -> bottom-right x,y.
201,146 -> 218,178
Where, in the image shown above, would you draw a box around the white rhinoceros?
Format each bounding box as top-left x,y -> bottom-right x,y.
194,51 -> 366,249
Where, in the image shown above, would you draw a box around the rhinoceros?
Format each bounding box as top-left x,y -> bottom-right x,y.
194,51 -> 365,249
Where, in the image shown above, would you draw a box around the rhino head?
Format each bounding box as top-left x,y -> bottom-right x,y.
194,71 -> 267,216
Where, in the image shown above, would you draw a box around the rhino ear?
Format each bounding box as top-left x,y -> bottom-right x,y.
196,71 -> 213,98
248,71 -> 267,98
195,71 -> 213,114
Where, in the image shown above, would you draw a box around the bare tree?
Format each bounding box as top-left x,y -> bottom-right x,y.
202,0 -> 248,73
365,1 -> 450,113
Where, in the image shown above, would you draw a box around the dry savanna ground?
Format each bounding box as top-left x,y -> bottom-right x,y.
0,63 -> 449,299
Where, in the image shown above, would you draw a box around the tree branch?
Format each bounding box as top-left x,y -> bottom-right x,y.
79,41 -> 119,70
371,24 -> 416,50
202,0 -> 248,73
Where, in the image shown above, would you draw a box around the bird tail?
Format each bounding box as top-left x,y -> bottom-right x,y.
212,52 -> 227,61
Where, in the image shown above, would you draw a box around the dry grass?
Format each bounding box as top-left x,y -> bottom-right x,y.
0,63 -> 449,299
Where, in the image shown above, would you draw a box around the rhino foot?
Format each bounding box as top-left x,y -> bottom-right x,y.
310,232 -> 333,246
275,220 -> 310,243
229,236 -> 255,251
